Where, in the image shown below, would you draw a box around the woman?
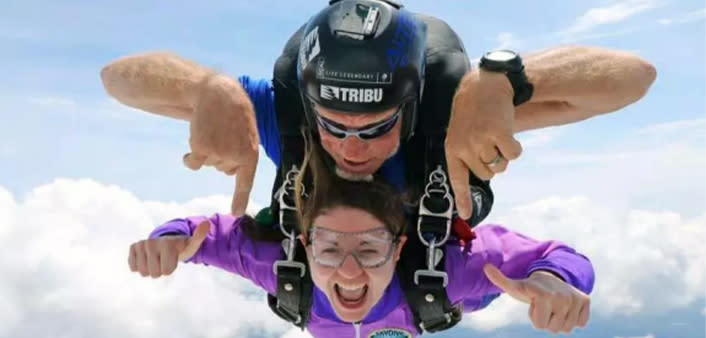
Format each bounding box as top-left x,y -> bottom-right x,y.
127,141 -> 594,337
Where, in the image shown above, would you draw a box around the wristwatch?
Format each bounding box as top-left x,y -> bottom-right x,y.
479,50 -> 534,106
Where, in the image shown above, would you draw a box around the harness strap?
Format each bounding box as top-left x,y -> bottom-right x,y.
267,238 -> 313,330
402,132 -> 463,333
396,234 -> 463,333
268,159 -> 313,330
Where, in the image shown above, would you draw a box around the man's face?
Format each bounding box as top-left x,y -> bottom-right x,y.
313,104 -> 402,180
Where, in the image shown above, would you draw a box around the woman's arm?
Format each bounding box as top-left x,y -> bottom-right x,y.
148,214 -> 281,293
451,225 -> 595,299
451,225 -> 595,334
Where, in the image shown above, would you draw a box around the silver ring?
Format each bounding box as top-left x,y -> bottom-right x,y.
484,154 -> 504,168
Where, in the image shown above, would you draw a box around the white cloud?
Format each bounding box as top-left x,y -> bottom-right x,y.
531,118 -> 705,167
516,127 -> 565,149
615,334 -> 656,338
495,32 -> 520,50
1,109 -> 703,336
462,118 -> 705,331
658,8 -> 706,25
281,328 -> 315,338
27,96 -> 77,108
559,26 -> 647,43
496,116 -> 706,218
491,4 -> 702,48
462,196 -> 705,331
3,161 -> 704,337
533,149 -> 649,165
0,179 -> 300,338
506,0 -> 671,47
15,93 -> 188,139
26,94 -> 179,124
463,295 -> 528,331
565,0 -> 666,35
634,118 -> 705,135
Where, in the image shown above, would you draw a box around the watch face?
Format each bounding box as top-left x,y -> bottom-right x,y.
486,50 -> 517,62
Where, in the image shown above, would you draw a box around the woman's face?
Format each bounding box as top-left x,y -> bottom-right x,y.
300,206 -> 406,323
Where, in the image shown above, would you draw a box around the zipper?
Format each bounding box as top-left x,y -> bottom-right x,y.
353,322 -> 361,338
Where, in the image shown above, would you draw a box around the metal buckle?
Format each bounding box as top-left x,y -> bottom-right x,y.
416,209 -> 452,247
413,237 -> 448,287
413,269 -> 449,288
275,302 -> 303,325
417,165 -> 454,247
417,191 -> 453,219
278,165 -> 303,239
274,164 -> 307,277
418,313 -> 452,332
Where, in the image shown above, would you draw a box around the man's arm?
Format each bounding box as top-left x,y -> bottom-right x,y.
100,52 -> 232,121
510,46 -> 657,132
101,53 -> 264,216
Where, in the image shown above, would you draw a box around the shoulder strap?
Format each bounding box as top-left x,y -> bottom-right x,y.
266,28 -> 315,329
267,161 -> 313,330
399,131 -> 464,334
397,232 -> 463,333
398,14 -> 473,333
267,237 -> 313,330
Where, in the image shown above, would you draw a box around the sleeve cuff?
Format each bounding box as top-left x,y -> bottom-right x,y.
526,260 -> 570,284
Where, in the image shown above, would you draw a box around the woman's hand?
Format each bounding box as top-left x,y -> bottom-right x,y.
484,264 -> 591,334
128,221 -> 210,278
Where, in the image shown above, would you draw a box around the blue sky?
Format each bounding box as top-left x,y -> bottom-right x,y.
0,1 -> 704,338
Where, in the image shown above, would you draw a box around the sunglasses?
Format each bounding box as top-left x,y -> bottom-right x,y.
313,107 -> 401,140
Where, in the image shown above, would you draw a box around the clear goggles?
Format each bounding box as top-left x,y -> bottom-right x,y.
308,227 -> 400,269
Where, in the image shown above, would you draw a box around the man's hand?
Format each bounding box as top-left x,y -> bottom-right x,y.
183,75 -> 259,216
128,221 -> 211,278
446,70 -> 522,219
484,264 -> 591,334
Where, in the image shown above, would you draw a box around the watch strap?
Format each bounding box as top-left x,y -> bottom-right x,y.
506,67 -> 534,106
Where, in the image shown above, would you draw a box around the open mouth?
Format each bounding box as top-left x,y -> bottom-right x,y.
343,159 -> 370,168
335,283 -> 368,309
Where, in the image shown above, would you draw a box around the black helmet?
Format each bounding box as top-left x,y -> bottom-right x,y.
297,0 -> 427,140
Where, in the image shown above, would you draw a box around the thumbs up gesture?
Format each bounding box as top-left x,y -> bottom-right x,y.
128,221 -> 211,278
483,264 -> 591,334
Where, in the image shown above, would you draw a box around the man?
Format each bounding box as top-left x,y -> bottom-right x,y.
100,0 -> 656,221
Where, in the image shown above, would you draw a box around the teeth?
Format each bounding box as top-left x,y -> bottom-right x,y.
337,283 -> 365,291
336,284 -> 368,303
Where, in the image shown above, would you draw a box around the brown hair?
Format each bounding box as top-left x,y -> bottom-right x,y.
294,132 -> 407,237
241,131 -> 407,242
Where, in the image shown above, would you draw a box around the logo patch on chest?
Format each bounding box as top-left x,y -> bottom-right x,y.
368,328 -> 413,338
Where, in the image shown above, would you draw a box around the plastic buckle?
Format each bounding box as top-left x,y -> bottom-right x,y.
273,260 -> 307,278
